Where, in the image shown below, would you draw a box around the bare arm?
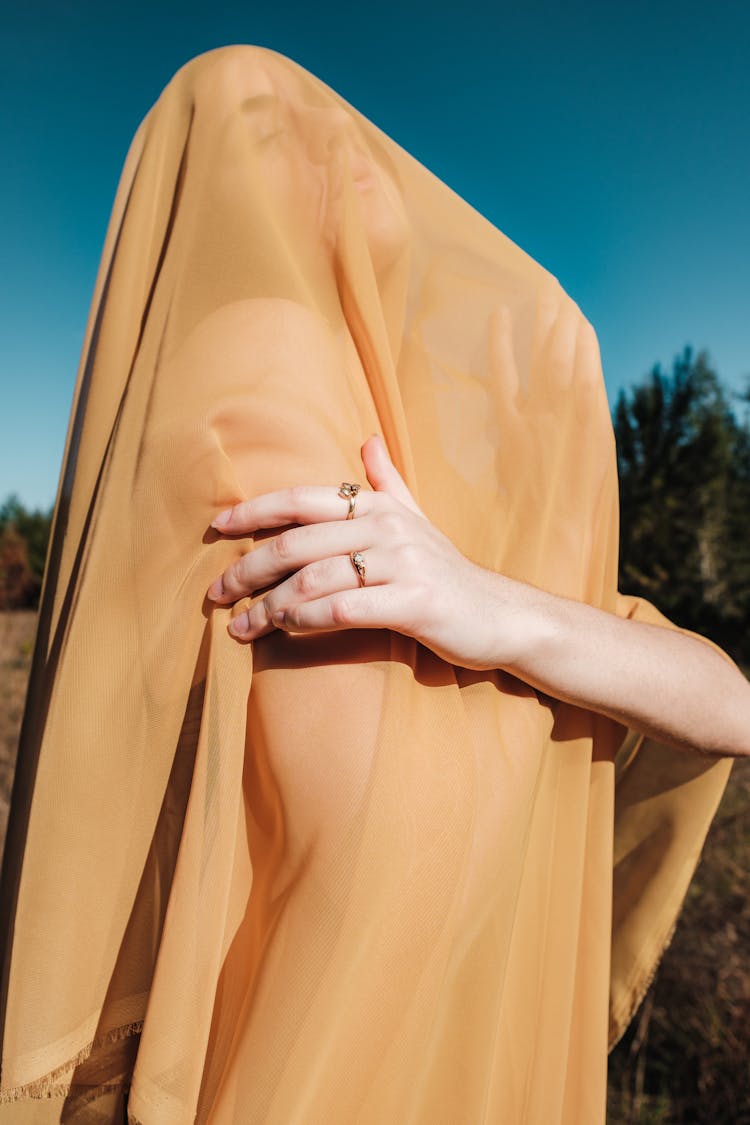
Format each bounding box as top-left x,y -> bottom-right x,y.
492,572 -> 750,759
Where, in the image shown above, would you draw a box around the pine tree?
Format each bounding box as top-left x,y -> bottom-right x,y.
614,346 -> 749,673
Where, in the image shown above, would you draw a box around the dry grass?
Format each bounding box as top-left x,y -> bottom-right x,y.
607,756 -> 750,1123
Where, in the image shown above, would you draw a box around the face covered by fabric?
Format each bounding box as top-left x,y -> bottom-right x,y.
0,45 -> 733,1125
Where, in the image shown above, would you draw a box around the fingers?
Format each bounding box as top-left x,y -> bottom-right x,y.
276,585 -> 404,634
207,492 -> 425,604
361,434 -> 423,515
227,549 -> 387,640
207,515 -> 383,603
210,435 -> 425,537
207,467 -> 430,644
211,484 -> 380,535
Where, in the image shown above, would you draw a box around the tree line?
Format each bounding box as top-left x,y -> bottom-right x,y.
0,495 -> 52,611
615,346 -> 749,675
3,345 -> 748,672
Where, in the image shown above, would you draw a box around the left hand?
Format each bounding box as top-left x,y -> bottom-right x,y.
206,434 -> 513,670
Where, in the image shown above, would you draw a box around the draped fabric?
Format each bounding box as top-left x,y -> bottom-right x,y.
0,46 -> 735,1124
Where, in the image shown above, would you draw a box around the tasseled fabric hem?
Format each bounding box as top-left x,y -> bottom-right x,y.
608,919 -> 679,1052
0,1019 -> 143,1104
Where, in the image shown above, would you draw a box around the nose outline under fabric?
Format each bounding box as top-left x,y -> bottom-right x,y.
304,103 -> 366,167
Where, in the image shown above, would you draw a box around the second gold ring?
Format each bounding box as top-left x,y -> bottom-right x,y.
350,551 -> 367,587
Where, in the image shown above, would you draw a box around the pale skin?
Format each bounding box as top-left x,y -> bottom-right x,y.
207,433 -> 750,761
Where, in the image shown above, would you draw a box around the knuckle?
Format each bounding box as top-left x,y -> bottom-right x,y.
376,510 -> 402,539
224,559 -> 245,594
273,530 -> 293,563
331,595 -> 353,626
396,541 -> 421,571
282,604 -> 299,628
295,566 -> 317,598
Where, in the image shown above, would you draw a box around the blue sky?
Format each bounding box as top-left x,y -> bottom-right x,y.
2,0 -> 749,509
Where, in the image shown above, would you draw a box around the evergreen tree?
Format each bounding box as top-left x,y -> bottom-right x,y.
614,346 -> 749,673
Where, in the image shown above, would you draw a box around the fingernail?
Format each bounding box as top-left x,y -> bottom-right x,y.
229,611 -> 249,636
207,576 -> 225,601
212,508 -> 233,529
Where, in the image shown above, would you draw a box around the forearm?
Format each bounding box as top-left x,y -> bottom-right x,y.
493,574 -> 750,759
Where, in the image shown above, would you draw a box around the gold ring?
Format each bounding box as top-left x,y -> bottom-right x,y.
350,551 -> 366,587
338,481 -> 361,520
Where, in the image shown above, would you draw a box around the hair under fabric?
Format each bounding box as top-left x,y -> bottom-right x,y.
0,45 -> 735,1125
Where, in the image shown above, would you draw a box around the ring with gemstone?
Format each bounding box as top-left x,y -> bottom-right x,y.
338,481 -> 361,520
350,550 -> 366,587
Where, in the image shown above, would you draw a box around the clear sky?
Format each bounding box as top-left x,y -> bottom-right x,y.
2,0 -> 748,509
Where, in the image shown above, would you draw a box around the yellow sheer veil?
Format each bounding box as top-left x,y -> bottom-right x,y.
0,45 -> 734,1124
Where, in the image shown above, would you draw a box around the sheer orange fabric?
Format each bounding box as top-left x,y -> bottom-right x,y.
0,45 -> 735,1124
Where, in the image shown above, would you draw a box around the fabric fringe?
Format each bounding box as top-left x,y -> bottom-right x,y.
0,1019 -> 143,1103
608,918 -> 679,1053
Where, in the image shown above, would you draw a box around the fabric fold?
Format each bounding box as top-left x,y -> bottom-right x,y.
0,44 -> 734,1124
608,592 -> 735,1050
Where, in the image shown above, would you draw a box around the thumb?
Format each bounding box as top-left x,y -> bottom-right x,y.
361,434 -> 422,515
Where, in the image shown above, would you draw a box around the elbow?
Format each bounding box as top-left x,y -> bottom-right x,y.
712,672 -> 750,759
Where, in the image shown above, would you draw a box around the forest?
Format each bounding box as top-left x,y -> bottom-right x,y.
1,345 -> 748,1122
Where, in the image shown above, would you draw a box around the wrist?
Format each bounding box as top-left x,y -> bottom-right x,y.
480,569 -> 560,674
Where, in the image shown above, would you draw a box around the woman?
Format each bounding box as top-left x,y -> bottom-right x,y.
0,45 -> 747,1124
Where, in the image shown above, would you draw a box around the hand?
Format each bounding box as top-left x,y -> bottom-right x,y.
206,434 -> 516,671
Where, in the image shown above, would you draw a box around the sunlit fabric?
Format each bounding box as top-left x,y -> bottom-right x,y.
0,45 -> 734,1124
